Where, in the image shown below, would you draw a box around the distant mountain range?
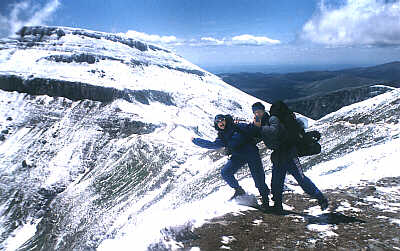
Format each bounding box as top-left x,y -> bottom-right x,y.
218,62 -> 400,118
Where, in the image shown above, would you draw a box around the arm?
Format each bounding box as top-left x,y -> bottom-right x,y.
227,123 -> 258,150
192,137 -> 225,149
260,116 -> 281,138
237,122 -> 261,138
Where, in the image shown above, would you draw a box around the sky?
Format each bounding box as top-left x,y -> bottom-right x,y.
1,0 -> 400,73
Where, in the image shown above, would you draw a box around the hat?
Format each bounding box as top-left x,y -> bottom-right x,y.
214,114 -> 226,131
214,114 -> 225,123
252,102 -> 265,113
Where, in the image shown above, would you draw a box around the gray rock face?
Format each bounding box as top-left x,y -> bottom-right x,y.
0,74 -> 176,106
44,53 -> 120,64
16,26 -> 164,53
0,91 -> 159,249
286,85 -> 394,119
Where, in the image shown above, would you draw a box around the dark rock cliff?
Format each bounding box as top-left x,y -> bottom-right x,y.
0,75 -> 175,106
286,85 -> 394,119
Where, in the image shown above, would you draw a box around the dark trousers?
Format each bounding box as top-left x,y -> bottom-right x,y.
271,157 -> 322,203
221,152 -> 270,196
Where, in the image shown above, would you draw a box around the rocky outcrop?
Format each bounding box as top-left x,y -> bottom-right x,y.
286,85 -> 394,119
9,26 -> 206,78
43,53 -> 123,64
16,26 -> 167,53
0,74 -> 175,106
0,90 -> 160,248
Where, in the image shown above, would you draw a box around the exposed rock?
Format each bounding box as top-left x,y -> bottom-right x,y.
286,85 -> 393,119
21,160 -> 28,168
42,53 -> 124,65
0,74 -> 175,106
162,65 -> 206,77
16,26 -> 169,53
97,118 -> 157,137
168,177 -> 400,250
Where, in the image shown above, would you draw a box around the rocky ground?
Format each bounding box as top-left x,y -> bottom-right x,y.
160,176 -> 400,250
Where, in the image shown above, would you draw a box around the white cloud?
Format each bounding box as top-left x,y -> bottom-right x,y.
120,31 -> 280,48
201,37 -> 226,45
123,30 -> 178,44
120,32 -> 280,48
25,0 -> 60,27
231,34 -> 281,45
191,35 -> 281,47
301,0 -> 400,46
0,0 -> 60,38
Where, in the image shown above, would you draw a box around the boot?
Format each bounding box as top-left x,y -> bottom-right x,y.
229,186 -> 246,201
318,197 -> 329,211
271,200 -> 284,214
261,194 -> 270,210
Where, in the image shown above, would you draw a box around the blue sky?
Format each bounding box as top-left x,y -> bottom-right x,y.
1,0 -> 400,73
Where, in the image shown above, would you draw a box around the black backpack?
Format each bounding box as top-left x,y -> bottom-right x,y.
270,101 -> 321,157
298,130 -> 322,157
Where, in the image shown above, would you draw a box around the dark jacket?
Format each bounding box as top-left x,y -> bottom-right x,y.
192,122 -> 259,156
259,115 -> 287,151
258,114 -> 299,164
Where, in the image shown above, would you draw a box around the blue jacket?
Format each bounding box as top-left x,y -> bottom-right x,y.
192,122 -> 259,156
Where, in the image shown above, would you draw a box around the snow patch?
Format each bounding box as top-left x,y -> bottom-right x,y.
252,219 -> 263,225
306,137 -> 400,190
336,201 -> 362,213
221,235 -> 237,245
3,219 -> 40,251
307,224 -> 338,238
391,219 -> 400,226
305,205 -> 324,216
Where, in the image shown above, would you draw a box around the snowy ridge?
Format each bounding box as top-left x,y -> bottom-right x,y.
0,26 -> 399,250
0,26 -> 205,81
0,26 -> 264,250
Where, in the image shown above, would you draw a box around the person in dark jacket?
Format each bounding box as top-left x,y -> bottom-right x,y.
191,114 -> 270,208
252,102 -> 328,213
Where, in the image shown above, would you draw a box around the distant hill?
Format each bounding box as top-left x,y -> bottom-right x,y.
218,62 -> 400,103
341,61 -> 400,81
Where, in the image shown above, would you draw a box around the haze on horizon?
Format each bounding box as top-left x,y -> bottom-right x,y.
1,0 -> 400,73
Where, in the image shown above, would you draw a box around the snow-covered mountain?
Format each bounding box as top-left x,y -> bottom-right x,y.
0,26 -> 266,250
0,26 -> 399,250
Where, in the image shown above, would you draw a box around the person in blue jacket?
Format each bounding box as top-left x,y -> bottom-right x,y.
191,114 -> 270,208
252,101 -> 328,213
